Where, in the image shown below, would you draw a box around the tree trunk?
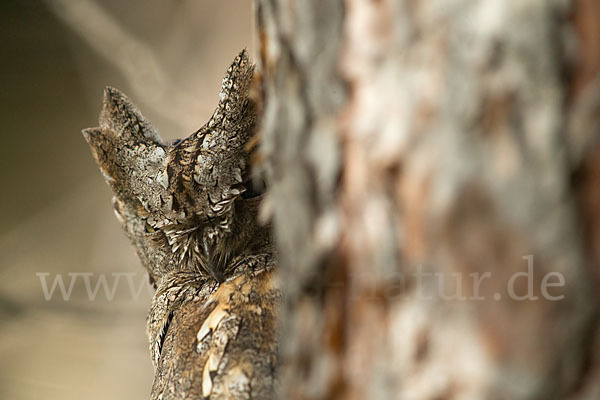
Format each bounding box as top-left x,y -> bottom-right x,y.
256,1 -> 600,399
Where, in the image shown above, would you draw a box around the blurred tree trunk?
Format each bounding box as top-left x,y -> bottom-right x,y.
257,1 -> 600,399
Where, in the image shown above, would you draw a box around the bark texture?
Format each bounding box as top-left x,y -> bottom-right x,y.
257,1 -> 600,399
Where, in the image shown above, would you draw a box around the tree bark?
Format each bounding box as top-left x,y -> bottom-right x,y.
257,1 -> 600,399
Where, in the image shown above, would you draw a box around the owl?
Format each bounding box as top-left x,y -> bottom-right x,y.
83,50 -> 279,399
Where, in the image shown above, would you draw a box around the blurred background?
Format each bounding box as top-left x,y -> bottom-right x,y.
0,1 -> 253,398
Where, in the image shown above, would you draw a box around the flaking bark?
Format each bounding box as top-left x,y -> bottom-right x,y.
257,1 -> 600,399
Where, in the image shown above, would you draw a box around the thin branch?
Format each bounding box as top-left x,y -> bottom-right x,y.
45,0 -> 201,132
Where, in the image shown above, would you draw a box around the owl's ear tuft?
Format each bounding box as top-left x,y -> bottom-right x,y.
100,86 -> 164,144
81,127 -> 118,184
82,127 -> 109,165
82,127 -> 102,144
215,50 -> 255,119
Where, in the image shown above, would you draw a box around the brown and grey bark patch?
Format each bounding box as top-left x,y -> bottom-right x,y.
258,0 -> 600,399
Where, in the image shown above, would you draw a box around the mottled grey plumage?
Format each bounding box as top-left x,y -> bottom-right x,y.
83,50 -> 279,399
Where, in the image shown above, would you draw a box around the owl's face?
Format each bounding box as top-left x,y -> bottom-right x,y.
83,51 -> 259,284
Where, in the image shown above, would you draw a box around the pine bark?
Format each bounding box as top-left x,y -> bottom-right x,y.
256,1 -> 600,399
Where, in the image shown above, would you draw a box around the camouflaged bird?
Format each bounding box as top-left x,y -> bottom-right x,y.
83,50 -> 279,399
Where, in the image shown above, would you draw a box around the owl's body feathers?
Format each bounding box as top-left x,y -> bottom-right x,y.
84,51 -> 278,399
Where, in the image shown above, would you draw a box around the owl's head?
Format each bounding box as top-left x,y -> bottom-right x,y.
83,50 -> 265,284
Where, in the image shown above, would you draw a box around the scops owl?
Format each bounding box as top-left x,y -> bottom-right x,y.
83,50 -> 279,399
